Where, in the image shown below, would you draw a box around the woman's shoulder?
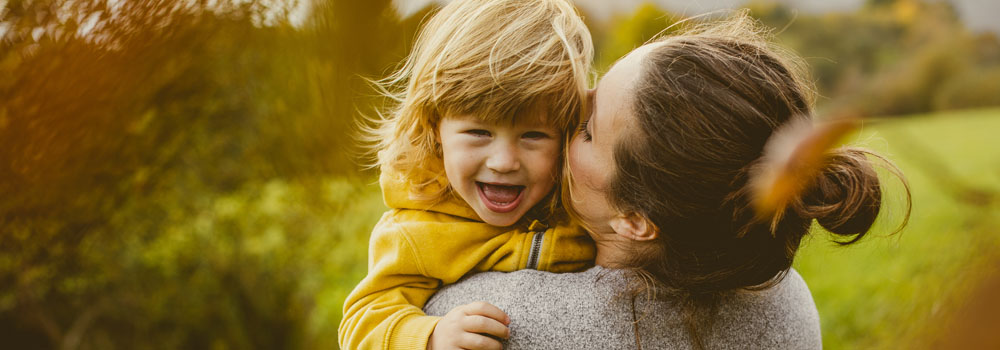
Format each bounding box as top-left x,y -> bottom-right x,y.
724,268 -> 818,323
425,267 -> 611,315
708,268 -> 823,349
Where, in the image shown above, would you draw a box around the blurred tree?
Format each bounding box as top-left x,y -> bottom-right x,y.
582,0 -> 976,117
748,1 -> 908,109
595,3 -> 679,72
745,0 -> 997,117
0,0 -> 418,348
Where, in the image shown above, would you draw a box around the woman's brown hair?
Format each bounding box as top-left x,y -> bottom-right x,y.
607,13 -> 910,348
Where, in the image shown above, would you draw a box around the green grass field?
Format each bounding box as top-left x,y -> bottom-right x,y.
793,107 -> 1000,349
334,108 -> 1000,349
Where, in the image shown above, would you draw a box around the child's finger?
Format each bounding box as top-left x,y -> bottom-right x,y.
460,314 -> 509,339
456,331 -> 503,350
461,301 -> 510,325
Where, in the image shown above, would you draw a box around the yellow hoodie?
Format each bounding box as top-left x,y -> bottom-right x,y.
338,169 -> 595,349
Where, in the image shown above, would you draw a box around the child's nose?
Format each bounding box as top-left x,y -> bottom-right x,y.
485,144 -> 520,173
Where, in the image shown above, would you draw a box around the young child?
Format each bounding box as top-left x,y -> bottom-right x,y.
338,0 -> 596,349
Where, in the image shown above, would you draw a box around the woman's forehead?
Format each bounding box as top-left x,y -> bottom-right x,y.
595,45 -> 655,124
598,43 -> 660,98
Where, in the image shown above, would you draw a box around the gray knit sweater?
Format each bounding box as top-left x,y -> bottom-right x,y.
424,267 -> 821,349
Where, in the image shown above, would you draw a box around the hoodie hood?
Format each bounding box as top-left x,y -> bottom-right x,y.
380,165 -> 482,222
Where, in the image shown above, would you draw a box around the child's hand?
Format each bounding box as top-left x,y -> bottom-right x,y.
428,301 -> 510,350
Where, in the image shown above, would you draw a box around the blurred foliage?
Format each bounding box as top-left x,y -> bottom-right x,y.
594,0 -> 1000,117
592,3 -> 680,73
1,0 -> 414,348
3,0 -> 1000,349
762,0 -> 1000,116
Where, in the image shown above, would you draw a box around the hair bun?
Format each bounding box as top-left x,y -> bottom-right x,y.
748,117 -> 859,228
747,117 -> 894,244
801,148 -> 882,243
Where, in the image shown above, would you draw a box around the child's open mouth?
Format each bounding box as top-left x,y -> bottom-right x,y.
476,182 -> 525,213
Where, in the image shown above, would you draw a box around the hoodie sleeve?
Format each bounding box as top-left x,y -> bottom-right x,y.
535,220 -> 597,273
338,209 -> 539,349
338,211 -> 442,350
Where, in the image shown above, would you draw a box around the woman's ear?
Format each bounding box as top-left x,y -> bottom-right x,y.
609,212 -> 658,241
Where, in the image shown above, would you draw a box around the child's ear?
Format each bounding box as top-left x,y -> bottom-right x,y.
609,212 -> 658,241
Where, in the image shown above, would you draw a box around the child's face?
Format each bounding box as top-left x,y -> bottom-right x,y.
438,111 -> 561,227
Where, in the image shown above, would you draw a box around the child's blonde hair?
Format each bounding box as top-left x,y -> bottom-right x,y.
362,0 -> 593,201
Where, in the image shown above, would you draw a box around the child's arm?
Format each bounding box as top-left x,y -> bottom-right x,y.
338,220 -> 440,350
338,211 -> 527,350
339,212 -> 596,349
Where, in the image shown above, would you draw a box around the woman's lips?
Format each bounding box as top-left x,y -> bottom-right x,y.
477,182 -> 525,213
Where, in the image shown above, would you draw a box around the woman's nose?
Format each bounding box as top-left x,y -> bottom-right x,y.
485,144 -> 520,173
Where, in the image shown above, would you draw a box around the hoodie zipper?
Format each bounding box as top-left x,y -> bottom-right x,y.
525,220 -> 547,270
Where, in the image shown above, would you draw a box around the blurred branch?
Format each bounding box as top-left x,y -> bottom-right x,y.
61,298 -> 108,350
24,295 -> 108,350
28,304 -> 62,347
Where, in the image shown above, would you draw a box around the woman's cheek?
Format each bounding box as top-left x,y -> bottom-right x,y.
567,139 -> 588,183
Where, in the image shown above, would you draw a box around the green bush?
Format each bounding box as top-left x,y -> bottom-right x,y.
0,1 -> 411,348
933,67 -> 1000,111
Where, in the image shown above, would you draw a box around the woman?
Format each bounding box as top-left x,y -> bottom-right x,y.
425,14 -> 907,350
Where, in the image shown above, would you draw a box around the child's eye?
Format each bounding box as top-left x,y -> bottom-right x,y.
577,119 -> 592,142
522,131 -> 549,140
464,129 -> 491,137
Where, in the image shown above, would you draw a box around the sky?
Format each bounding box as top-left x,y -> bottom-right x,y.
392,0 -> 1000,34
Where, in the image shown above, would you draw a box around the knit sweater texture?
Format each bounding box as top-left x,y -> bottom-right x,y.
424,266 -> 821,349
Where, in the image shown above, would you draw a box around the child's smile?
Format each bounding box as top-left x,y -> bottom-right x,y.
438,113 -> 561,227
477,182 -> 525,213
